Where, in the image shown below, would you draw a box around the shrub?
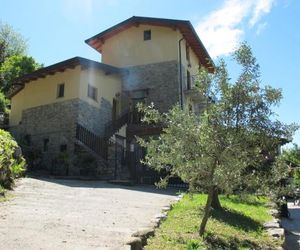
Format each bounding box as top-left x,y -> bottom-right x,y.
0,91 -> 9,112
0,129 -> 26,189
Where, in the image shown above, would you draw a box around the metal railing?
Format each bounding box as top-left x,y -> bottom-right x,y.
75,123 -> 108,159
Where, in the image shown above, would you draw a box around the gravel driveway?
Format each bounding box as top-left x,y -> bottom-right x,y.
0,177 -> 177,250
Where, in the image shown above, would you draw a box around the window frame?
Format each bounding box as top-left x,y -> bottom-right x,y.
57,83 -> 65,98
87,84 -> 98,102
143,30 -> 151,41
187,70 -> 191,90
186,44 -> 191,65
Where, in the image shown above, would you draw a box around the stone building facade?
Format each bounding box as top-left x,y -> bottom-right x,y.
8,16 -> 214,179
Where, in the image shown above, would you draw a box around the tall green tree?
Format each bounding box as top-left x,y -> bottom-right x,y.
0,55 -> 41,94
138,43 -> 298,236
0,22 -> 27,65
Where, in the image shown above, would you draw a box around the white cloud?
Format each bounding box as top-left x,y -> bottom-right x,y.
250,0 -> 275,27
196,0 -> 276,58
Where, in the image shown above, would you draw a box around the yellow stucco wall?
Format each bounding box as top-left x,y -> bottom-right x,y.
78,67 -> 122,108
10,66 -> 123,127
101,25 -> 181,67
180,39 -> 200,76
10,66 -> 81,126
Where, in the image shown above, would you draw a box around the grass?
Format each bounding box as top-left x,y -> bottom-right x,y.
146,194 -> 281,250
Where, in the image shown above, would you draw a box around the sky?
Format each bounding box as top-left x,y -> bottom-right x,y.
1,0 -> 300,145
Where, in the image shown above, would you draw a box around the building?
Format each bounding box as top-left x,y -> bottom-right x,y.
8,16 -> 214,181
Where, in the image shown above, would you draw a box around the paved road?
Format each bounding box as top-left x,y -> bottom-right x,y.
0,177 -> 177,250
281,202 -> 300,250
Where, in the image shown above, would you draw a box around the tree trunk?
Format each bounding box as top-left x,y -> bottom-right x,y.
199,186 -> 214,236
211,188 -> 222,210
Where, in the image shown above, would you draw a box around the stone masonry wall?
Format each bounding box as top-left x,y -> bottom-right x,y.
77,98 -> 112,137
10,98 -> 114,176
122,60 -> 180,113
10,99 -> 79,173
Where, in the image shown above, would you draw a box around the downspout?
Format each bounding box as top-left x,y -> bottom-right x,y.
178,37 -> 184,109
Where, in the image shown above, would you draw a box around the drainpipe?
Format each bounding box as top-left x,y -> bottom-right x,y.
178,37 -> 184,109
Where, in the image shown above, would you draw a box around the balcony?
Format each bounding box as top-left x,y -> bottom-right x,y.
126,110 -> 163,138
184,75 -> 205,102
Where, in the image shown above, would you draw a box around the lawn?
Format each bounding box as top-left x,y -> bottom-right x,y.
146,194 -> 281,250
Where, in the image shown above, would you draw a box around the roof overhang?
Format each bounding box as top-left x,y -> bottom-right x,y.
8,57 -> 122,98
85,16 -> 215,73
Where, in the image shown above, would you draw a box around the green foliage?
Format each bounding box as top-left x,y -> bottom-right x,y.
0,55 -> 41,94
293,168 -> 300,187
0,22 -> 27,65
146,194 -> 279,250
281,144 -> 300,167
138,42 -> 298,235
0,91 -> 9,112
0,129 -> 26,189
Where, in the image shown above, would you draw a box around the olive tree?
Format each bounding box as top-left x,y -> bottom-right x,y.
137,43 -> 297,236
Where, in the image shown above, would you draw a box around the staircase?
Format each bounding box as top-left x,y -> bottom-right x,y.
74,110 -> 130,180
103,110 -> 129,139
75,123 -> 108,159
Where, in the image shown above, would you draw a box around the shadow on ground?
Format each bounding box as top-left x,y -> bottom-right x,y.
205,232 -> 260,250
212,208 -> 261,232
25,174 -> 181,196
204,208 -> 263,249
281,202 -> 300,250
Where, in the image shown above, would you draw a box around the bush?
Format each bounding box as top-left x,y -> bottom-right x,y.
0,91 -> 9,112
0,129 -> 26,189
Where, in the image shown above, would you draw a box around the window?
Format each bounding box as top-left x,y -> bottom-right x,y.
187,71 -> 191,90
186,45 -> 190,64
57,83 -> 65,98
88,85 -> 97,101
143,30 -> 151,41
60,144 -> 67,152
43,138 -> 49,152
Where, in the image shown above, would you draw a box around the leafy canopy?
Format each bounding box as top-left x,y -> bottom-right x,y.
139,43 -> 296,194
0,55 -> 41,94
137,43 -> 298,235
0,22 -> 27,65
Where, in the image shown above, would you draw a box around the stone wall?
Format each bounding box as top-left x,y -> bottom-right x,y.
122,60 -> 180,113
9,98 -> 114,175
10,99 -> 79,172
77,98 -> 112,137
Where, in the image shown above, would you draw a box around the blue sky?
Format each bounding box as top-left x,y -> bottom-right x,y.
1,0 -> 300,145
